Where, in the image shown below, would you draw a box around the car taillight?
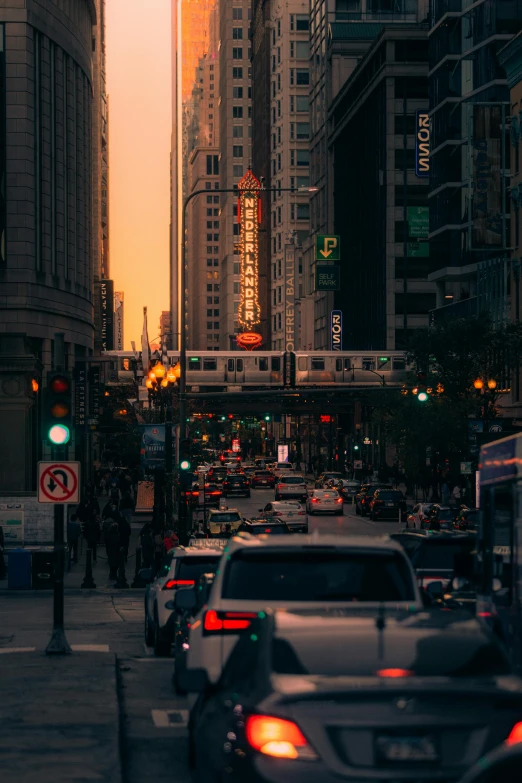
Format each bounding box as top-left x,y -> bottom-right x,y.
506,722 -> 522,745
203,609 -> 257,634
298,510 -> 305,515
163,579 -> 195,590
278,484 -> 284,489
245,715 -> 317,760
311,498 -> 318,503
376,668 -> 413,678
274,511 -> 282,516
336,498 -> 343,503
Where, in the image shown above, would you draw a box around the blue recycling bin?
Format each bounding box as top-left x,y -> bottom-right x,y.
7,548 -> 32,589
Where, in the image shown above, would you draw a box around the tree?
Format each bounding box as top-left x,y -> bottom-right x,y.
374,317 -> 522,482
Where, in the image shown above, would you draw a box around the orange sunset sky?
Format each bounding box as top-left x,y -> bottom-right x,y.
106,0 -> 172,349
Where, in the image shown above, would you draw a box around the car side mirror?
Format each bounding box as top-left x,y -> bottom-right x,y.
177,668 -> 210,693
138,568 -> 153,584
174,587 -> 197,613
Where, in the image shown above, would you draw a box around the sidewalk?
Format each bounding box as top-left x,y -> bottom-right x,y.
64,522 -> 144,591
0,651 -> 122,783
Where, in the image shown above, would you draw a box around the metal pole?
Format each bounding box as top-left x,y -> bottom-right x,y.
46,504 -> 72,654
402,84 -> 408,338
165,404 -> 173,527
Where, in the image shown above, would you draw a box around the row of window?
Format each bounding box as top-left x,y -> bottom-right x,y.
232,106 -> 252,119
206,309 -> 220,317
271,96 -> 309,124
232,86 -> 252,99
232,47 -> 251,60
187,356 -> 281,372
271,70 -> 309,97
232,66 -> 252,80
206,322 -> 220,330
299,357 -> 406,372
272,123 -> 310,148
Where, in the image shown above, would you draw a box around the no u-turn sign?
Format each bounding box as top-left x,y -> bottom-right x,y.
38,462 -> 80,504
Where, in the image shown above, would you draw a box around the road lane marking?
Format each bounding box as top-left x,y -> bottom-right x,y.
151,709 -> 188,728
71,644 -> 110,652
0,647 -> 36,654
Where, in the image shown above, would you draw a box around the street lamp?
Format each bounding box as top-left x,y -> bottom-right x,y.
147,363 -> 180,527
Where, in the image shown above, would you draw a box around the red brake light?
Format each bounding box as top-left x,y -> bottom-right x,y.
298,510 -> 305,515
506,722 -> 522,745
336,498 -> 343,503
245,715 -> 316,760
164,579 -> 195,590
203,609 -> 257,634
311,498 -> 318,503
376,668 -> 414,678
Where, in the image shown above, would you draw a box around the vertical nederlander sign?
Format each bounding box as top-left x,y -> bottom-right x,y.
237,170 -> 262,350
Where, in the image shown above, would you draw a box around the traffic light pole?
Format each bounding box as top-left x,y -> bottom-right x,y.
46,503 -> 72,655
165,405 -> 173,528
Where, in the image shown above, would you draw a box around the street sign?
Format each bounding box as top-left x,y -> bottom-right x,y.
38,461 -> 80,504
460,462 -> 473,475
315,265 -> 340,291
408,206 -> 429,238
315,235 -> 340,261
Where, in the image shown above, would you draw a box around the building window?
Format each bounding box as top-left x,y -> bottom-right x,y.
232,47 -> 243,59
232,66 -> 243,79
278,312 -> 282,329
207,309 -> 212,316
277,153 -> 281,170
233,223 -> 240,235
233,127 -> 243,140
213,195 -> 219,203
290,69 -> 295,86
277,100 -> 281,117
234,262 -> 240,274
213,221 -> 219,228
214,245 -> 219,253
207,296 -> 212,304
297,203 -> 309,220
233,145 -> 243,158
277,206 -> 282,224
207,259 -> 212,267
296,96 -> 309,112
207,221 -> 212,229
277,126 -> 281,144
206,195 -> 212,204
233,86 -> 243,99
277,73 -> 281,91
296,150 -> 309,167
214,284 -> 219,291
207,322 -> 212,330
277,19 -> 281,36
233,27 -> 243,39
214,322 -> 219,330
277,286 -> 282,303
207,234 -> 212,241
234,282 -> 240,294
232,106 -> 243,118
296,122 -> 310,139
232,7 -> 242,19
296,14 -> 309,30
296,69 -> 309,85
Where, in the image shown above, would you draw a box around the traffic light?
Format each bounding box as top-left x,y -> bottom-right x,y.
416,370 -> 429,402
43,372 -> 72,445
264,415 -> 270,421
179,438 -> 191,471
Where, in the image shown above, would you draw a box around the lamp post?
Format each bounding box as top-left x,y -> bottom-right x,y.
178,184 -> 317,533
473,377 -> 498,431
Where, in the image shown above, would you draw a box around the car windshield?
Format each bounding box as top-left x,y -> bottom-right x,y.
413,541 -> 475,570
271,628 -> 511,677
280,476 -> 305,484
222,551 -> 415,601
210,512 -> 241,524
178,556 -> 221,581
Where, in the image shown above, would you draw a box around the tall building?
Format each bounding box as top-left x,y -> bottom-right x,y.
0,2 -> 97,500
428,1 -> 522,323
303,0 -> 428,349
252,1 -> 311,351
217,0 -> 252,349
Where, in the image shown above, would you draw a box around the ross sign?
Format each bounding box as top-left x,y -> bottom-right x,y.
114,291 -> 124,350
408,207 -> 429,238
415,110 -> 430,178
75,363 -> 86,428
38,462 -> 80,504
315,235 -> 340,261
331,310 -> 342,351
285,245 -> 295,352
277,443 -> 289,462
237,170 -> 262,332
460,461 -> 473,475
100,280 -> 114,351
319,415 -> 332,423
0,503 -> 24,548
315,265 -> 340,291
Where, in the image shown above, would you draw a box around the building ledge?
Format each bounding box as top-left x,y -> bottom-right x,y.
428,263 -> 478,283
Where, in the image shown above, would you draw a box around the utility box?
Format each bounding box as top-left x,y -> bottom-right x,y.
7,548 -> 32,590
31,547 -> 55,589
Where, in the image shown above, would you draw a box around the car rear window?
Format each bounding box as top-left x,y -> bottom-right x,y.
255,471 -> 272,477
222,551 -> 415,601
414,541 -> 475,570
280,476 -> 305,484
228,476 -> 246,482
210,512 -> 241,524
316,491 -> 338,498
271,630 -> 511,677
178,556 -> 220,581
376,491 -> 403,500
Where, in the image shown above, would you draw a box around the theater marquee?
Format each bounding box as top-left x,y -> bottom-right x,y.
237,170 -> 262,348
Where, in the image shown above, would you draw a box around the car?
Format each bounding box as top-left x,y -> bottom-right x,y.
272,461 -> 294,478
206,508 -> 244,537
251,470 -> 276,489
237,519 -> 291,535
242,466 -> 257,479
315,471 -> 344,488
368,488 -> 407,521
274,474 -> 307,501
261,501 -> 308,533
391,531 -> 477,590
206,466 -> 229,484
187,482 -> 222,507
457,741 -> 522,783
143,546 -> 223,656
185,609 -> 522,783
355,483 -> 392,516
222,474 -> 251,498
407,502 -> 434,529
184,534 -> 423,690
173,571 -> 216,694
306,488 -> 344,514
454,506 -> 479,532
426,504 -> 456,530
336,478 -> 360,502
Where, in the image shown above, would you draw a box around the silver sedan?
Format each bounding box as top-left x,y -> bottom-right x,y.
306,489 -> 344,515
260,501 -> 308,532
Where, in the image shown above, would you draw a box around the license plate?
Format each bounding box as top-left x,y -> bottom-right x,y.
376,735 -> 438,763
260,481 -> 267,484
386,502 -> 394,507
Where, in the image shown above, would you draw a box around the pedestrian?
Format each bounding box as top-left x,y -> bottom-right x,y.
0,526 -> 6,580
153,530 -> 165,574
451,484 -> 461,507
118,514 -> 132,560
67,514 -> 82,563
164,530 -> 179,553
82,514 -> 100,562
102,499 -> 121,523
105,522 -> 121,579
139,522 -> 154,568
119,491 -> 134,526
99,476 -> 107,496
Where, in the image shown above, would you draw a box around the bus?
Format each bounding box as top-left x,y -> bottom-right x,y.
478,432 -> 522,670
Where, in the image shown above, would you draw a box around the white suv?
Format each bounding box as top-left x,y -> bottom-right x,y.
274,473 -> 307,501
184,534 -> 422,688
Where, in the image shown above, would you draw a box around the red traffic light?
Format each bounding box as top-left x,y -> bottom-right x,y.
49,375 -> 70,394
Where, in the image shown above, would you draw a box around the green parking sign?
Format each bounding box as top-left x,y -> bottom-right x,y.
315,265 -> 340,291
315,235 -> 340,261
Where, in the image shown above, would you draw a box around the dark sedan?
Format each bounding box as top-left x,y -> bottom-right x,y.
336,479 -> 361,502
184,609 -> 522,783
251,470 -> 276,489
368,489 -> 407,521
222,474 -> 251,498
391,531 -> 477,590
355,483 -> 392,516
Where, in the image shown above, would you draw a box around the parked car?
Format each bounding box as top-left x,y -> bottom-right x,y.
222,474 -> 251,498
336,478 -> 360,502
391,531 -> 477,591
143,546 -> 222,656
315,471 -> 344,488
368,488 -> 407,521
274,474 -> 307,501
306,489 -> 344,515
261,501 -> 308,533
185,609 -> 521,783
355,483 -> 392,516
251,470 -> 276,489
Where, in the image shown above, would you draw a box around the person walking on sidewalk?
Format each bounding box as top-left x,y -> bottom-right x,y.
67,514 -> 82,563
105,522 -> 121,579
119,492 -> 134,526
118,514 -> 132,560
82,514 -> 100,562
0,526 -> 6,580
164,530 -> 179,553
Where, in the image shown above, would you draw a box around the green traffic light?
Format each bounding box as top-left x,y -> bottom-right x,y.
264,415 -> 270,421
353,445 -> 359,450
417,391 -> 428,402
48,423 -> 71,445
180,459 -> 191,471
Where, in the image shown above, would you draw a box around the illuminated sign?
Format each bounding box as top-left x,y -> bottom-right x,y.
285,245 -> 295,352
238,170 -> 262,332
331,310 -> 342,351
415,110 -> 430,178
114,291 -> 124,350
236,332 -> 263,350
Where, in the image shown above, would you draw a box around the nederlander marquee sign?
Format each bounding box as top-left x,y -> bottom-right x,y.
237,170 -> 262,350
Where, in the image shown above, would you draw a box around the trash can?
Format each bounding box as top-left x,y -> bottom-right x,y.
7,548 -> 32,590
31,547 -> 55,589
